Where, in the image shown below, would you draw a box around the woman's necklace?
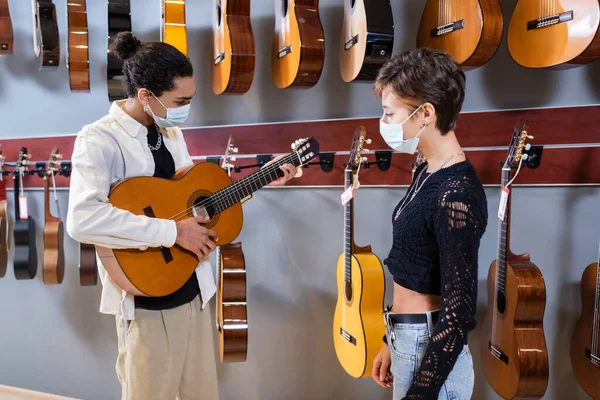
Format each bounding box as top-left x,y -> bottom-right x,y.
394,151 -> 465,221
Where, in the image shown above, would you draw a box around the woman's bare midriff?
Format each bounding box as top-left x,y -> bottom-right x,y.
392,282 -> 441,314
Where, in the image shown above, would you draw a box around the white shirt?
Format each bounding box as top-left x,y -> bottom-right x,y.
66,100 -> 216,320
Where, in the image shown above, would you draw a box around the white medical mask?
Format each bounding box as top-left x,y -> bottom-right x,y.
379,106 -> 426,154
145,93 -> 191,128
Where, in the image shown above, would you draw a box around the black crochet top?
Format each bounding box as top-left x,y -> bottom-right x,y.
384,159 -> 488,399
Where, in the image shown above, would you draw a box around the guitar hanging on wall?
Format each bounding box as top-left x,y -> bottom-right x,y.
67,0 -> 90,92
339,0 -> 394,82
479,121 -> 549,399
79,243 -> 98,286
570,239 -> 600,399
333,126 -> 386,379
271,0 -> 325,89
0,0 -> 13,55
0,147 -> 8,278
507,0 -> 600,69
161,0 -> 187,56
107,0 -> 132,101
212,0 -> 256,95
417,0 -> 504,69
13,147 -> 37,280
32,0 -> 60,69
42,147 -> 65,285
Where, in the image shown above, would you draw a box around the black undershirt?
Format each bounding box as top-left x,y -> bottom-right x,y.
134,124 -> 200,310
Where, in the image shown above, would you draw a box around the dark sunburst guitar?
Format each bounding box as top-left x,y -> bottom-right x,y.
13,147 -> 37,280
333,126 -> 386,379
0,0 -> 13,55
417,0 -> 504,69
67,0 -> 90,92
32,0 -> 60,69
480,121 -> 549,399
271,0 -> 325,89
339,0 -> 394,82
42,148 -> 65,285
107,0 -> 131,101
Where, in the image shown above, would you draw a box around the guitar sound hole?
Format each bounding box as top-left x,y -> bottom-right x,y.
193,196 -> 215,221
345,281 -> 352,302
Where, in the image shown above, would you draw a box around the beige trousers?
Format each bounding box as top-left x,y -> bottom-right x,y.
115,296 -> 219,400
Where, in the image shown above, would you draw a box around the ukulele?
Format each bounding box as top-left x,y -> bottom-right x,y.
271,0 -> 325,89
570,239 -> 600,399
480,121 -> 549,399
0,0 -> 13,55
42,148 -> 65,285
215,135 -> 248,362
333,126 -> 386,378
107,0 -> 131,101
32,0 -> 60,69
95,137 -> 319,297
507,0 -> 600,68
339,0 -> 394,82
0,147 -> 8,278
212,0 -> 256,95
161,0 -> 187,55
67,0 -> 90,92
13,147 -> 37,280
417,0 -> 503,69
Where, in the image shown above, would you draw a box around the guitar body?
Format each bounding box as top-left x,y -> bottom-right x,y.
0,200 -> 7,278
79,243 -> 98,286
212,0 -> 255,95
217,242 -> 248,362
417,0 -> 503,69
34,0 -> 60,69
67,0 -> 90,92
333,248 -> 385,378
0,0 -> 13,55
480,257 -> 549,399
43,220 -> 64,284
96,162 -> 243,297
107,0 -> 131,101
508,0 -> 600,68
570,262 -> 600,400
339,0 -> 394,82
271,0 -> 325,89
13,218 -> 37,280
162,0 -> 187,55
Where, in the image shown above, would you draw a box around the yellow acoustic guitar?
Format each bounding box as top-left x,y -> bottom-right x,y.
161,0 -> 187,55
333,126 -> 386,378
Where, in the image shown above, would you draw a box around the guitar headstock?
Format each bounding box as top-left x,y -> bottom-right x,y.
15,147 -> 31,176
504,120 -> 533,169
347,126 -> 370,171
291,137 -> 320,166
46,147 -> 62,176
221,135 -> 238,172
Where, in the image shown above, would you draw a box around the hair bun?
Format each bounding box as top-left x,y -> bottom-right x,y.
111,31 -> 142,61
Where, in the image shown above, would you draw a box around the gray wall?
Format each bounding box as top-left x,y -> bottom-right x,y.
0,0 -> 598,399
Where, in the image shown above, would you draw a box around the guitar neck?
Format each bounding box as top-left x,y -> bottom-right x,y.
343,169 -> 354,284
13,169 -> 21,219
496,168 -> 512,296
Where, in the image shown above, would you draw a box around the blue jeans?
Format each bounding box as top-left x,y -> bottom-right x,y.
385,311 -> 474,400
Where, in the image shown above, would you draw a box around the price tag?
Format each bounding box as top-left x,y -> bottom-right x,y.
352,174 -> 360,190
341,186 -> 354,206
497,186 -> 509,221
18,195 -> 28,220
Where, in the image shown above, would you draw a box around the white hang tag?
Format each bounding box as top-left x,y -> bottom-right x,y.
352,174 -> 360,190
341,186 -> 354,206
51,171 -> 61,220
19,196 -> 28,220
497,186 -> 510,221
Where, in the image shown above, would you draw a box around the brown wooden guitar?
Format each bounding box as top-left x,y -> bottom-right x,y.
570,241 -> 600,399
32,0 -> 60,69
212,0 -> 255,95
0,0 -> 13,55
96,137 -> 319,297
271,0 -> 325,89
507,0 -> 600,68
0,148 -> 8,278
417,0 -> 504,69
67,0 -> 89,92
161,0 -> 187,55
480,121 -> 549,399
43,148 -> 65,285
79,243 -> 98,286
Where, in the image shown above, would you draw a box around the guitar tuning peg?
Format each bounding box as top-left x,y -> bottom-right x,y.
232,147 -> 238,153
57,154 -> 63,159
363,149 -> 369,152
362,157 -> 368,162
525,144 -> 531,151
366,139 -> 372,145
230,156 -> 236,161
527,135 -> 534,139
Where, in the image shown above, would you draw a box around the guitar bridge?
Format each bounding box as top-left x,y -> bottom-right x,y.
277,45 -> 292,59
214,52 -> 225,65
430,20 -> 464,37
344,34 -> 359,50
488,341 -> 509,365
585,348 -> 600,366
527,10 -> 573,30
340,328 -> 357,346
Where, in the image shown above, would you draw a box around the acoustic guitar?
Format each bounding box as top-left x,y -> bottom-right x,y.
0,148 -> 8,278
32,0 -> 60,69
13,147 -> 37,280
271,0 -> 325,89
480,121 -> 549,399
570,240 -> 600,399
67,0 -> 90,92
339,0 -> 394,82
107,0 -> 131,101
42,148 -> 65,285
212,0 -> 256,95
0,0 -> 13,55
95,137 -> 319,297
417,0 -> 503,69
507,0 -> 600,68
79,243 -> 98,286
161,0 -> 187,55
333,126 -> 386,379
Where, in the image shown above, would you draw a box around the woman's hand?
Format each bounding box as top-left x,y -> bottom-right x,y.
264,155 -> 298,186
372,344 -> 393,388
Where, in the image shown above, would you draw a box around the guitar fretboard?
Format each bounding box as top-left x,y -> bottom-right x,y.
343,169 -> 353,283
496,168 -> 511,295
